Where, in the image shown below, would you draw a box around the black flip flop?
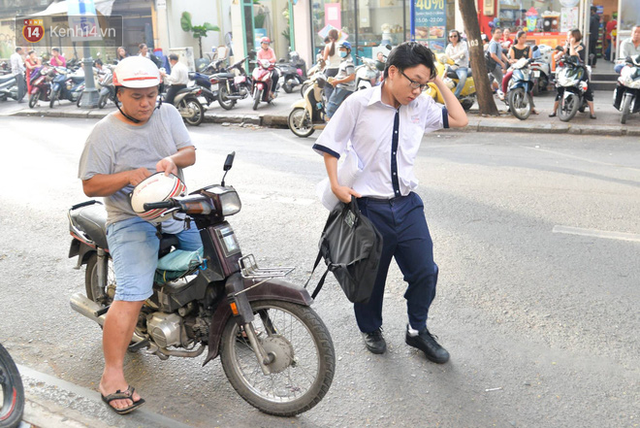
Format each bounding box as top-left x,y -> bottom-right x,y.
101,385 -> 145,415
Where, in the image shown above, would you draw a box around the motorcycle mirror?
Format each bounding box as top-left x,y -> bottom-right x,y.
249,50 -> 257,59
385,44 -> 392,51
223,152 -> 235,172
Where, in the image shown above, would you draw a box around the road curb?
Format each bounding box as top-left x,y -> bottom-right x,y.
9,108 -> 638,137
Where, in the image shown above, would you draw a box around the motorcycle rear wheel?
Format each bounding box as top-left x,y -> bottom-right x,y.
288,107 -> 315,138
620,93 -> 632,124
98,93 -> 108,109
180,97 -> 204,126
558,93 -> 579,122
28,90 -> 40,108
0,343 -> 25,428
85,253 -> 116,306
217,85 -> 236,110
508,88 -> 531,120
253,89 -> 263,111
76,93 -> 83,108
49,92 -> 57,108
220,300 -> 335,417
283,77 -> 295,94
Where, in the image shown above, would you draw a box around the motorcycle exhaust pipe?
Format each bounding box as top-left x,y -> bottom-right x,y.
69,292 -> 146,345
224,95 -> 244,100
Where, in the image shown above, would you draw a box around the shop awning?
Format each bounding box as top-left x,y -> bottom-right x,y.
31,0 -> 116,17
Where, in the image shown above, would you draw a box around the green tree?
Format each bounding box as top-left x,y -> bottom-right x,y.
180,11 -> 220,58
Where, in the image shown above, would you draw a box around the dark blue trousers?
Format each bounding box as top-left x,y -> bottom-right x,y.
355,192 -> 438,333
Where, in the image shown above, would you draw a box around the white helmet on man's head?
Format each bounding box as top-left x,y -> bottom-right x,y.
113,56 -> 161,88
130,173 -> 186,222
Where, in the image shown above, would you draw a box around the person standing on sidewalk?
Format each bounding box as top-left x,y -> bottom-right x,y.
10,47 -> 26,102
312,42 -> 467,363
49,48 -> 66,67
323,29 -> 342,106
488,28 -> 508,98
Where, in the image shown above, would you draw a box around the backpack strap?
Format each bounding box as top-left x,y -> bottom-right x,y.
304,249 -> 330,299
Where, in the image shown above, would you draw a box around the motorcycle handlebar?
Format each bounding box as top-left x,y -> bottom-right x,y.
143,200 -> 176,210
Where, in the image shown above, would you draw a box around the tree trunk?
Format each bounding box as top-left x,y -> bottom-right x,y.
458,0 -> 499,116
198,38 -> 203,59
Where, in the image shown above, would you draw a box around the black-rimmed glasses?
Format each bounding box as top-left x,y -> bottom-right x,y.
399,70 -> 429,91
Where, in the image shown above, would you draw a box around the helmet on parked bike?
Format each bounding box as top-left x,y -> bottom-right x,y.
260,37 -> 271,44
113,56 -> 161,88
130,173 -> 186,222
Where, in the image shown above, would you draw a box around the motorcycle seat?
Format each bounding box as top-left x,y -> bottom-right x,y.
446,68 -> 472,79
174,87 -> 194,96
0,74 -> 15,84
69,203 -> 108,249
213,72 -> 235,79
70,75 -> 84,83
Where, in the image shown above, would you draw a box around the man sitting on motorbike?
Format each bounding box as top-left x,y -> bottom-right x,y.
160,53 -> 188,105
325,41 -> 356,119
614,25 -> 640,74
257,37 -> 280,99
78,56 -> 201,415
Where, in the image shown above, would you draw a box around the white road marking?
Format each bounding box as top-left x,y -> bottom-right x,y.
242,192 -> 316,206
552,225 -> 640,242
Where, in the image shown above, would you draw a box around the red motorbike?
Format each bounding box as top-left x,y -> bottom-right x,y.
28,65 -> 55,108
251,59 -> 278,110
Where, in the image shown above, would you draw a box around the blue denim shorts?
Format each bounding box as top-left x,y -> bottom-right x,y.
106,217 -> 202,301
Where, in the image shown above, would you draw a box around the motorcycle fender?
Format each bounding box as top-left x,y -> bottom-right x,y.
203,276 -> 313,365
68,238 -> 95,269
290,98 -> 306,109
52,83 -> 59,92
99,86 -> 109,96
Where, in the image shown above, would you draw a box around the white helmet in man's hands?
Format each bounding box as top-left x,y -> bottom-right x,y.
113,56 -> 161,88
130,173 -> 186,222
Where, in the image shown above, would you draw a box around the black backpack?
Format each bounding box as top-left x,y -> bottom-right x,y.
306,198 -> 383,304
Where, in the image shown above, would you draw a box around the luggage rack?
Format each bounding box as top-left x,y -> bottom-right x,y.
238,254 -> 294,280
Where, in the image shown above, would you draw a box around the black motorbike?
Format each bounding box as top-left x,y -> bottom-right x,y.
0,343 -> 25,428
97,65 -> 116,109
67,153 -> 335,416
49,66 -> 85,108
188,71 -> 217,108
0,74 -> 21,102
278,50 -> 306,94
213,54 -> 253,110
553,55 -> 590,122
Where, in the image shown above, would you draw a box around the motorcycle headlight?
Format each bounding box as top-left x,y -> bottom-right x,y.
205,186 -> 242,216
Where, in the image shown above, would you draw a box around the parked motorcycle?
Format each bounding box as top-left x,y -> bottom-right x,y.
97,64 -> 116,109
505,57 -> 535,120
188,71 -> 217,108
214,54 -> 253,111
0,74 -> 20,102
165,86 -> 205,126
613,55 -> 640,124
278,49 -> 306,94
49,66 -> 85,108
68,153 -> 335,416
28,65 -> 56,108
425,54 -> 476,111
299,53 -> 326,97
251,58 -> 278,110
354,56 -> 382,91
0,342 -> 25,428
553,55 -> 591,122
288,73 -> 328,138
530,45 -> 552,96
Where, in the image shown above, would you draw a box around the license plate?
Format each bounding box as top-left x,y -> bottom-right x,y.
533,70 -> 540,78
211,84 -> 218,91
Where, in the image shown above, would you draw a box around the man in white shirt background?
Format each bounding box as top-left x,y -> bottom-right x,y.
160,53 -> 189,105
10,47 -> 27,102
614,25 -> 640,74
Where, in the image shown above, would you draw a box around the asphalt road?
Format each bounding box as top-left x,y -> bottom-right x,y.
0,116 -> 638,428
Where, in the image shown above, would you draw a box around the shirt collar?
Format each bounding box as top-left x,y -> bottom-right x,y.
368,82 -> 398,110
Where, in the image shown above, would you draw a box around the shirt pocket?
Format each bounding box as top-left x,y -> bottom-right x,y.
401,120 -> 423,160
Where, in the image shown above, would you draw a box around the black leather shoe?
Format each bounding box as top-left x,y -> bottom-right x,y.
362,328 -> 386,354
405,326 -> 450,364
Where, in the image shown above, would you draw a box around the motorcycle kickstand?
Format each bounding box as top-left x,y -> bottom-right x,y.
243,322 -> 274,375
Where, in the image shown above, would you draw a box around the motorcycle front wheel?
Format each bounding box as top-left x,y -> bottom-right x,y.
620,93 -> 632,124
217,85 -> 236,110
508,88 -> 531,120
283,77 -> 295,93
49,91 -> 57,108
98,93 -> 108,109
558,92 -> 579,122
253,88 -> 263,111
220,300 -> 335,417
28,90 -> 40,108
0,343 -> 25,428
288,107 -> 315,138
179,97 -> 204,126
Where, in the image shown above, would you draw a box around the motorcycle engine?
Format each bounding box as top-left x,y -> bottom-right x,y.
147,312 -> 183,348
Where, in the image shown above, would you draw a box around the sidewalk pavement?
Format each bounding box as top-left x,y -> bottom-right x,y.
7,88 -> 640,136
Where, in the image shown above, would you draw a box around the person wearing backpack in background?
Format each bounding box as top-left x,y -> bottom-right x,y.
312,42 -> 467,363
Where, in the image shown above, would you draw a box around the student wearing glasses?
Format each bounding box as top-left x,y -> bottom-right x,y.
312,42 -> 467,363
444,30 -> 469,98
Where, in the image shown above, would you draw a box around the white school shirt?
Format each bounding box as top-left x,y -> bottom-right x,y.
313,83 -> 448,199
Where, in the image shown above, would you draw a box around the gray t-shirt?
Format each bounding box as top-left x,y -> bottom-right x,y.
78,104 -> 194,231
335,58 -> 356,91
